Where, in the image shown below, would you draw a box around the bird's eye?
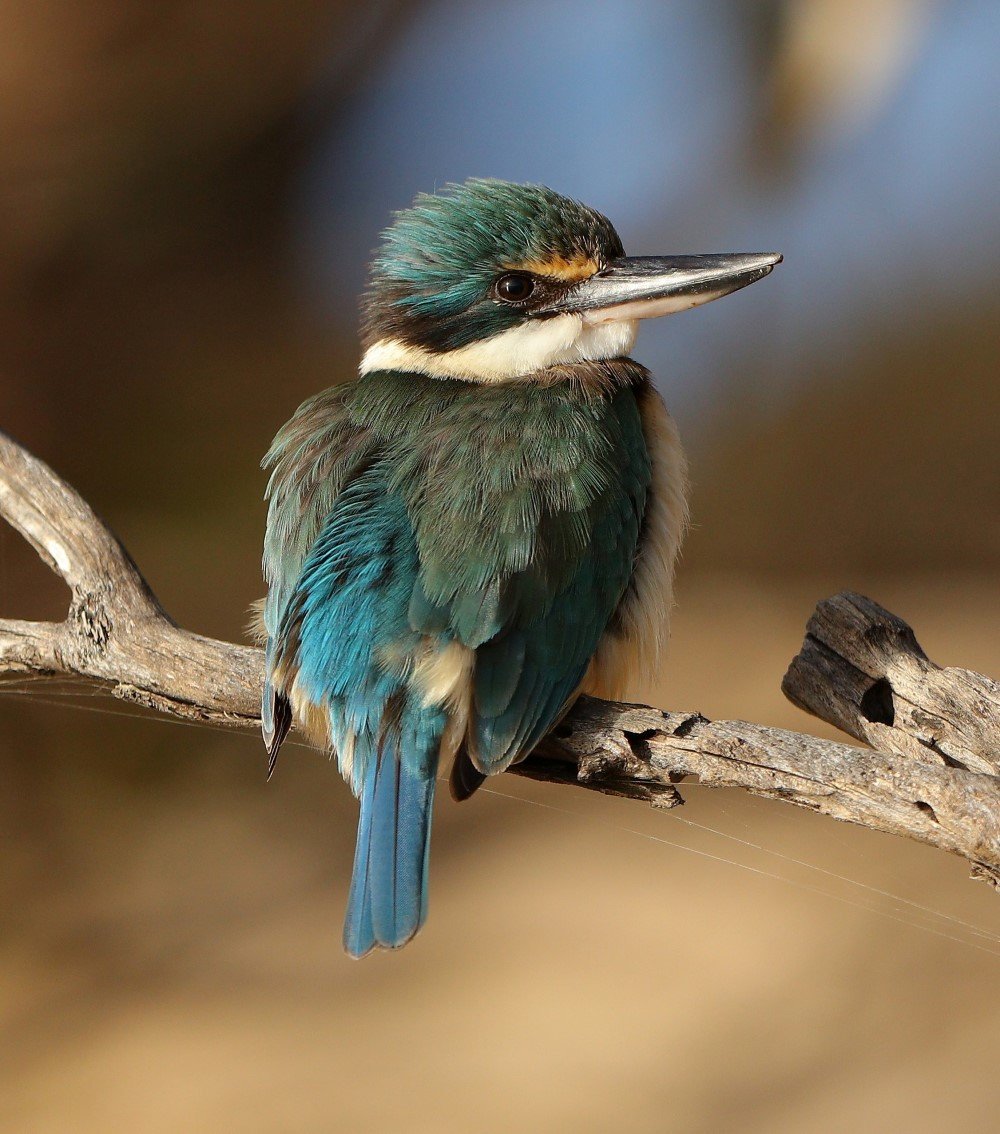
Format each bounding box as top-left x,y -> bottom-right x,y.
495,273 -> 535,303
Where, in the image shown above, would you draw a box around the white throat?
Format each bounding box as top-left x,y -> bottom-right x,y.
359,314 -> 639,383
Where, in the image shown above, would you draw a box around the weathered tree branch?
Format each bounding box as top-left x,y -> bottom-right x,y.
2,428 -> 998,888
0,431 -> 261,725
783,592 -> 1000,778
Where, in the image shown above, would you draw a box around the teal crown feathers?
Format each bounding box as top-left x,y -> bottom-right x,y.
361,179 -> 624,352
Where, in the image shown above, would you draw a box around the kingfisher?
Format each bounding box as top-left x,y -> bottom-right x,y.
260,179 -> 780,957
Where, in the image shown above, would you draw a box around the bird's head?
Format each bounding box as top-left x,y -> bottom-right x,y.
361,179 -> 780,383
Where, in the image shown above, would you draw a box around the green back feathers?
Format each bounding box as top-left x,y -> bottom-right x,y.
344,368 -> 641,642
362,179 -> 625,352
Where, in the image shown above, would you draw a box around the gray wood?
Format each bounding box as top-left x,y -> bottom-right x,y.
2,428 -> 998,888
0,430 -> 262,725
783,592 -> 1000,777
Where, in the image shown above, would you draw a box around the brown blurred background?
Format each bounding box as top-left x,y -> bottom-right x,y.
1,2 -> 998,1131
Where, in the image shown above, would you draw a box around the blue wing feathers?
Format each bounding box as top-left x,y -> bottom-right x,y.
263,371 -> 653,953
469,410 -> 648,774
271,461 -> 447,955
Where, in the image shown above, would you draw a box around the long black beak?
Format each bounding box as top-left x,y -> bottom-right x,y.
536,252 -> 782,322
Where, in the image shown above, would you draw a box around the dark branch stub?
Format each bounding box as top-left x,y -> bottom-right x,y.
783,591 -> 1000,779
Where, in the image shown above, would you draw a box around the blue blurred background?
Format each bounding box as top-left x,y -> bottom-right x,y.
2,3 -> 998,1131
300,0 -> 998,418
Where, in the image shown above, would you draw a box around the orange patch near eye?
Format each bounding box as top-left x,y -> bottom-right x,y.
509,253 -> 600,282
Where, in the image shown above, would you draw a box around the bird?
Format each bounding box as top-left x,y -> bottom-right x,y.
260,179 -> 780,958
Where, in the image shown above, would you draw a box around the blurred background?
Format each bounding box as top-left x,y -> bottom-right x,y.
1,1 -> 999,1130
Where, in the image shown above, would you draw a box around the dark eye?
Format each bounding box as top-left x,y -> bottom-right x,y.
495,272 -> 535,303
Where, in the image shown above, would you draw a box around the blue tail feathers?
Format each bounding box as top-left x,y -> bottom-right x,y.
343,749 -> 436,958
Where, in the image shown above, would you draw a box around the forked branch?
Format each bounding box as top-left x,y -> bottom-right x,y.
2,428 -> 998,887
